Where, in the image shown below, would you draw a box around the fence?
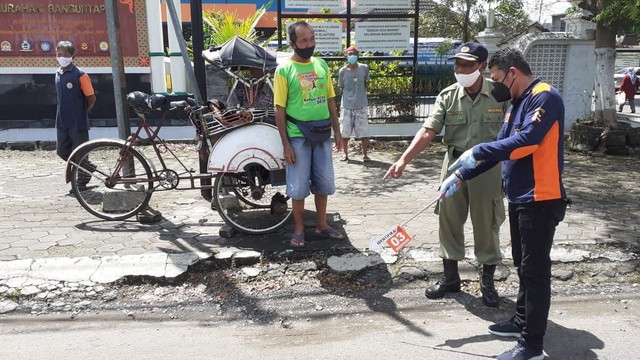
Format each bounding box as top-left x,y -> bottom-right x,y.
334,70 -> 452,124
366,94 -> 437,123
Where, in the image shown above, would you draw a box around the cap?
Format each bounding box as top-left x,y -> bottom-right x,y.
346,46 -> 358,53
449,42 -> 488,62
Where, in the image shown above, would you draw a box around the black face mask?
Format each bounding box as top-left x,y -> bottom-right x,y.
293,45 -> 315,60
491,71 -> 514,102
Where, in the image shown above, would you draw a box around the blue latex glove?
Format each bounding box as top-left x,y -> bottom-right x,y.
448,148 -> 478,172
438,172 -> 462,201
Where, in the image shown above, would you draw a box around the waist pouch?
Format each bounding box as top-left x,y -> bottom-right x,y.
286,114 -> 331,144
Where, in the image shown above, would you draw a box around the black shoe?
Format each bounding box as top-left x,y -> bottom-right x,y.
480,264 -> 500,307
496,341 -> 544,360
425,259 -> 460,299
425,277 -> 461,299
489,318 -> 523,338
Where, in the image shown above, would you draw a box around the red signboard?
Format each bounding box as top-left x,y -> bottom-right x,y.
0,0 -> 148,69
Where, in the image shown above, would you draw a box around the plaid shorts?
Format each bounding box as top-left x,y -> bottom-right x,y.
340,107 -> 369,138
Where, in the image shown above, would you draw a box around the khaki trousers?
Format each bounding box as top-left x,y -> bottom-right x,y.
435,150 -> 505,264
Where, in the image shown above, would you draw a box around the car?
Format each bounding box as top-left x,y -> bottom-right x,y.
614,66 -> 640,93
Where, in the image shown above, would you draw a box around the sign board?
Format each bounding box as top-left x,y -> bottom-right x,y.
615,51 -> 640,69
355,0 -> 411,9
369,225 -> 413,253
354,21 -> 410,53
0,0 -> 149,73
309,22 -> 342,53
285,0 -> 342,8
286,22 -> 342,53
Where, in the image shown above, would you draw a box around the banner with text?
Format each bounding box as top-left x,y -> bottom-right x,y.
0,0 -> 148,71
354,21 -> 410,53
286,22 -> 342,53
354,0 -> 411,9
284,0 -> 341,8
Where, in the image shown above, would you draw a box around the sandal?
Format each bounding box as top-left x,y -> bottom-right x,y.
314,227 -> 345,240
362,155 -> 371,162
340,156 -> 349,162
289,233 -> 306,248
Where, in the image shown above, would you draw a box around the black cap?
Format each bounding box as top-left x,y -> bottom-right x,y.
449,42 -> 488,63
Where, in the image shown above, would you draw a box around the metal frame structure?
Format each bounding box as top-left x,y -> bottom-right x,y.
275,0 -> 421,92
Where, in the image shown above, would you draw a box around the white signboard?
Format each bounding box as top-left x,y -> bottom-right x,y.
615,52 -> 640,68
285,0 -> 341,7
354,22 -> 411,53
355,0 -> 411,9
286,22 -> 343,53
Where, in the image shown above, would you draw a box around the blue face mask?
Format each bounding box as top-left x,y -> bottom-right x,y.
347,55 -> 358,64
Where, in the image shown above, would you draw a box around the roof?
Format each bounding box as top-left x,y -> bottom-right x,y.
497,22 -> 549,46
619,34 -> 640,46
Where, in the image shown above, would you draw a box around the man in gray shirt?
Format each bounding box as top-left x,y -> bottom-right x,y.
338,46 -> 370,162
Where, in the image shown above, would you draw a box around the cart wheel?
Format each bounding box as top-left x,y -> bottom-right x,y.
70,141 -> 153,220
213,172 -> 292,235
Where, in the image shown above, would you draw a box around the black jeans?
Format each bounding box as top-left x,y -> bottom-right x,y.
509,199 -> 567,351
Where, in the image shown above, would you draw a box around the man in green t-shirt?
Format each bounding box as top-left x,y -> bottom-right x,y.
274,21 -> 344,248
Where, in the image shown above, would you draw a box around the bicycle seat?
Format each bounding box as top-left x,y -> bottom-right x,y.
127,91 -> 167,115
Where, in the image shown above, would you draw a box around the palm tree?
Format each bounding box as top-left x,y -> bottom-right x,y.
188,1 -> 271,55
203,6 -> 267,48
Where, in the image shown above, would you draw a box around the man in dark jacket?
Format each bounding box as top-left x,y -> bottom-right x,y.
442,47 -> 568,360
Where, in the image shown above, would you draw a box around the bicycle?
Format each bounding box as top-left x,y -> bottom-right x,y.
65,91 -> 292,235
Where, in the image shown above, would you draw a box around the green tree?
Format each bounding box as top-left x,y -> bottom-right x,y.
476,0 -> 530,35
418,0 -> 529,41
186,2 -> 272,57
578,0 -> 640,127
202,4 -> 268,48
434,40 -> 454,64
418,0 -> 478,41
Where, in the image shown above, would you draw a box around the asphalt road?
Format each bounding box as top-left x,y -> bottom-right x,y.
1,286 -> 637,360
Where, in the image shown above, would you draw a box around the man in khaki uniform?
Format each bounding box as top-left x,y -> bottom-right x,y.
384,42 -> 505,307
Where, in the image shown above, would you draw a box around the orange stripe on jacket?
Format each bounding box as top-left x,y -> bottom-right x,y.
510,144 -> 538,160
79,73 -> 94,96
533,121 -> 561,201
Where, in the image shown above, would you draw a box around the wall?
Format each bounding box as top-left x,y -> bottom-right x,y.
512,32 -> 596,128
0,73 -> 191,129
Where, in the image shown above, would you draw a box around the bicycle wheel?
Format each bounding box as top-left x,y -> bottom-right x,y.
70,141 -> 153,220
213,172 -> 292,235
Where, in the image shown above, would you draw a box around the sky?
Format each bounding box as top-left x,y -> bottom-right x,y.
522,0 -> 573,24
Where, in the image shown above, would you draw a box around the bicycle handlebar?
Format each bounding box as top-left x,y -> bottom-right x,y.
169,97 -> 196,109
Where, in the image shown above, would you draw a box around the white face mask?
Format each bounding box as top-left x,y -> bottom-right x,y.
57,56 -> 73,68
455,69 -> 481,88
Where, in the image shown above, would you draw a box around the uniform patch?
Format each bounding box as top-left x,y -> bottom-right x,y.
66,82 -> 73,89
447,111 -> 463,115
487,108 -> 502,113
532,107 -> 545,123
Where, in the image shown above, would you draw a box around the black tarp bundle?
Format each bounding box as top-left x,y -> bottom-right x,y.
202,36 -> 278,72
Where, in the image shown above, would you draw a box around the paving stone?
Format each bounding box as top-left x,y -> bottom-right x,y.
0,247 -> 29,257
0,145 -> 638,285
0,300 -> 18,314
30,257 -> 100,282
0,259 -> 32,280
165,253 -> 204,278
91,253 -> 169,283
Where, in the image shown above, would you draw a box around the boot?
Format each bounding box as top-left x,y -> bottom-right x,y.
425,259 -> 461,299
480,264 -> 500,307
